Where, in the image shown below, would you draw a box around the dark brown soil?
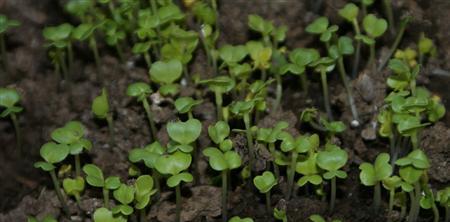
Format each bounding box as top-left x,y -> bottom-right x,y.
0,0 -> 449,221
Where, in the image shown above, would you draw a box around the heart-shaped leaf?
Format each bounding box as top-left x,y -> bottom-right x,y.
155,151 -> 192,175
149,59 -> 183,84
167,118 -> 202,145
167,172 -> 193,187
39,142 -> 70,164
83,164 -> 105,187
363,14 -> 388,38
0,88 -> 20,108
253,171 -> 277,193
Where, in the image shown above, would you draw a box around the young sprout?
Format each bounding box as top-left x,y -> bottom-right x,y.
273,207 -> 287,222
83,164 -> 121,208
174,97 -> 203,119
309,214 -> 342,222
93,207 -> 126,222
382,175 -> 402,217
27,215 -> 58,222
396,149 -> 430,222
281,133 -> 319,199
253,171 -> 277,213
129,141 -> 166,194
338,3 -> 361,78
203,140 -> 242,221
316,144 -> 348,213
280,48 -> 319,94
256,121 -> 289,179
394,48 -> 417,68
418,33 -> 436,65
310,57 -> 335,119
62,176 -> 85,206
43,23 -> 74,80
420,178 -> 439,222
51,121 -> 92,177
0,87 -> 23,152
228,216 -> 254,222
246,41 -> 272,81
34,142 -> 70,214
132,41 -> 152,68
320,118 -> 346,141
72,22 -> 102,74
248,14 -> 274,47
199,76 -> 236,121
92,88 -> 114,145
112,183 -> 135,217
296,152 -> 322,189
382,0 -> 395,35
357,14 -> 387,69
134,175 -> 157,222
436,187 -> 449,222
0,14 -> 20,71
359,153 -> 393,211
218,44 -> 248,74
149,59 -> 183,96
166,118 -> 202,153
305,17 -> 338,49
155,151 -> 193,222
127,82 -> 157,141
102,19 -> 126,63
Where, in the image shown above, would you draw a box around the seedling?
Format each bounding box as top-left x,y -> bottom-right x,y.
382,175 -> 402,216
310,57 -> 335,119
273,207 -> 287,222
174,97 -> 203,119
129,141 -> 166,194
102,19 -> 126,63
394,48 -> 417,68
83,164 -> 121,208
338,3 -> 361,77
316,144 -> 348,212
218,44 -> 248,85
0,87 -> 23,152
306,17 -> 338,49
0,14 -> 20,71
63,176 -> 85,205
134,175 -> 157,221
319,118 -> 346,141
112,183 -> 135,217
420,178 -> 439,222
132,41 -> 153,68
166,118 -> 202,153
27,215 -> 57,222
93,207 -> 126,222
396,149 -> 430,222
359,152 -> 393,211
281,133 -> 319,199
356,14 -> 387,68
281,48 -> 319,94
155,151 -> 193,222
436,187 -> 449,222
309,214 -> 342,222
418,33 -> 436,65
199,76 -> 236,120
149,59 -> 183,96
127,82 -> 157,141
34,142 -> 71,214
92,88 -> 114,145
43,23 -> 74,80
72,22 -> 102,73
253,171 -> 277,213
246,41 -> 272,80
228,216 -> 254,222
51,121 -> 92,177
296,152 -> 322,188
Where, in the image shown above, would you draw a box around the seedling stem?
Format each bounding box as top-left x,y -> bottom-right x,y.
268,143 -> 280,179
320,70 -> 332,120
378,17 -> 410,71
75,154 -> 81,178
89,36 -> 101,73
106,113 -> 115,146
265,191 -> 271,213
142,98 -> 157,142
10,113 -> 21,154
244,113 -> 254,177
274,73 -> 282,111
175,184 -> 181,222
286,151 -> 298,199
337,57 -> 360,125
373,182 -> 381,212
0,33 -> 8,72
383,0 -> 395,35
352,19 -> 362,78
222,170 -> 228,222
330,176 -> 336,213
102,188 -> 110,208
50,169 -> 69,215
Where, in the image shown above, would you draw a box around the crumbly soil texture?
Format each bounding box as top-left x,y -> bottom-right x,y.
0,0 -> 449,221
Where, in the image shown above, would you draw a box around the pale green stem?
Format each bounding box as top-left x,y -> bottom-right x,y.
215,91 -> 223,121
222,170 -> 228,222
374,182 -> 381,212
67,43 -> 74,75
286,152 -> 298,199
368,43 -> 376,70
330,177 -> 336,213
50,169 -> 69,215
106,113 -> 115,146
265,191 -> 271,213
10,113 -> 21,154
388,189 -> 395,217
352,19 -> 362,78
383,0 -> 395,35
338,57 -> 359,125
142,98 -> 157,142
103,188 -> 109,208
274,73 -> 282,112
268,143 -> 280,180
243,113 -> 254,177
144,51 -> 152,69
377,17 -> 410,71
140,208 -> 146,222
320,70 -> 332,120
89,36 -> 101,72
75,154 -> 81,178
175,184 -> 181,222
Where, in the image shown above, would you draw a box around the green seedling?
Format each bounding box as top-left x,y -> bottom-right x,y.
256,121 -> 289,179
174,97 -> 203,119
420,176 -> 439,222
63,176 -> 85,205
0,87 -> 23,152
317,144 -> 348,213
129,141 -> 166,194
102,19 -> 126,63
134,175 -> 157,221
51,121 -> 92,177
418,33 -> 436,65
296,152 -> 322,188
199,76 -> 235,120
394,48 -> 417,68
218,44 -> 248,70
167,118 -> 202,153
338,3 -> 362,78
127,82 -> 157,141
310,57 -> 335,119
436,187 -> 449,222
281,133 -> 320,199
382,175 -> 402,217
281,48 -> 319,93
356,14 -> 387,68
382,0 -> 395,35
27,215 -> 57,222
65,0 -> 94,21
228,216 -> 254,222
246,41 -> 272,81
396,149 -> 430,222
306,17 -> 338,48
0,14 -> 20,71
155,151 -> 193,222
72,22 -> 102,73
34,142 -> 70,214
83,164 -> 121,208
309,214 -> 342,222
92,88 -> 114,145
43,23 -> 74,80
112,183 -> 135,216
360,0 -> 374,17
248,14 -> 274,46
132,41 -> 153,68
359,153 -> 393,211
93,207 -> 126,222
203,144 -> 242,222
320,118 -> 346,141
253,171 -> 277,213
273,207 -> 287,222
149,59 -> 183,96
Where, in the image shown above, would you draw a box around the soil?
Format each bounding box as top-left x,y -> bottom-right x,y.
0,0 -> 449,221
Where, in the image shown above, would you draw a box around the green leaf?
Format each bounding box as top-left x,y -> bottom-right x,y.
228,216 -> 254,222
395,149 -> 430,169
317,147 -> 348,172
388,59 -> 410,74
289,48 -> 320,67
113,184 -> 135,205
248,14 -> 274,35
203,147 -> 228,171
309,214 -> 326,222
34,161 -> 55,171
149,59 -> 183,84
157,4 -> 184,24
63,177 -> 85,197
72,23 -> 94,41
224,151 -> 242,170
359,163 -> 376,186
132,42 -> 151,54
39,142 -> 70,164
338,3 -> 359,22
167,172 -> 193,187
382,176 -> 402,190
126,82 -> 152,101
92,88 -> 109,119
199,76 -> 236,94
155,151 -> 192,175
167,118 -> 202,145
208,121 -> 230,144
0,88 -> 20,108
306,17 -> 329,34
253,171 -> 277,193
93,207 -> 126,222
363,14 -> 387,38
338,36 -> 354,55
399,166 -> 422,184
374,153 -> 393,180
219,44 -> 248,65
105,176 -> 121,190
83,164 -> 105,187
129,142 -> 165,168
174,97 -> 202,114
